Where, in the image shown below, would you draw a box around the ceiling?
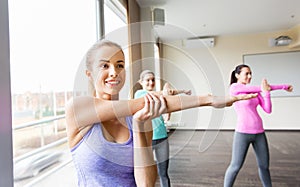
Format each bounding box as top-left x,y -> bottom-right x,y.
136,0 -> 300,41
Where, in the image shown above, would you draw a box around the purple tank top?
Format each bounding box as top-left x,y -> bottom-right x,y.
71,116 -> 136,187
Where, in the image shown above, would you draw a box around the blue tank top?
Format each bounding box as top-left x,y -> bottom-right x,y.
71,116 -> 136,187
134,90 -> 168,140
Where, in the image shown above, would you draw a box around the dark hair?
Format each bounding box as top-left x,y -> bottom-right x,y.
230,64 -> 250,85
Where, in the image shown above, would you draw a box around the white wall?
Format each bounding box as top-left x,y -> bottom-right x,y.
161,40 -> 229,130
160,32 -> 300,130
137,6 -> 300,130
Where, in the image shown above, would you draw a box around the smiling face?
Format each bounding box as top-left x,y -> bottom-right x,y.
236,67 -> 252,84
140,73 -> 155,91
86,44 -> 125,100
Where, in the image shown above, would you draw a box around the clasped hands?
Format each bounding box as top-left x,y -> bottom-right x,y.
133,93 -> 167,123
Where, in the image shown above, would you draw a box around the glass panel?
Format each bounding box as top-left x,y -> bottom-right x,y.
9,0 -> 97,186
104,1 -> 130,99
104,2 -> 126,35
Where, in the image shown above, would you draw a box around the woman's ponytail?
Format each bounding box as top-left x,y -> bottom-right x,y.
230,70 -> 237,85
230,64 -> 250,85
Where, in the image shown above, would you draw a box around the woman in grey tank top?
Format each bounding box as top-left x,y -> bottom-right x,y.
66,39 -> 257,187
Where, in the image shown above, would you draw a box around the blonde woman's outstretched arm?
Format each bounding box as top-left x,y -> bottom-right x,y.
66,93 -> 257,147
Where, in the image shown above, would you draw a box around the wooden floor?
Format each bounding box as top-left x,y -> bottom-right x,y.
155,130 -> 300,187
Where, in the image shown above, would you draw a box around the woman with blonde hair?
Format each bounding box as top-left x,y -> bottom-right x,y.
66,40 -> 257,187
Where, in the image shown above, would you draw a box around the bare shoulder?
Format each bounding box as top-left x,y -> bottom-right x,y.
65,98 -> 92,148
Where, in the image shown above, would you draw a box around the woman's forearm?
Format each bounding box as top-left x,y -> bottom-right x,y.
68,95 -> 211,126
231,84 -> 262,94
258,92 -> 272,113
163,95 -> 212,112
68,94 -> 246,129
128,95 -> 212,116
132,120 -> 157,187
231,84 -> 290,95
270,84 -> 289,91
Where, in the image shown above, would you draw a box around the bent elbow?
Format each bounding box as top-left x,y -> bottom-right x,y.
265,108 -> 272,114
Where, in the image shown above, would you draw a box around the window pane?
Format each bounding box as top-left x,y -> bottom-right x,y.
9,0 -> 97,186
104,1 -> 130,99
104,2 -> 126,35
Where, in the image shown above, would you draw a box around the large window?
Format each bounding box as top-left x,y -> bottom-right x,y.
9,0 -> 128,186
9,0 -> 97,186
104,0 -> 127,35
104,0 -> 129,99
